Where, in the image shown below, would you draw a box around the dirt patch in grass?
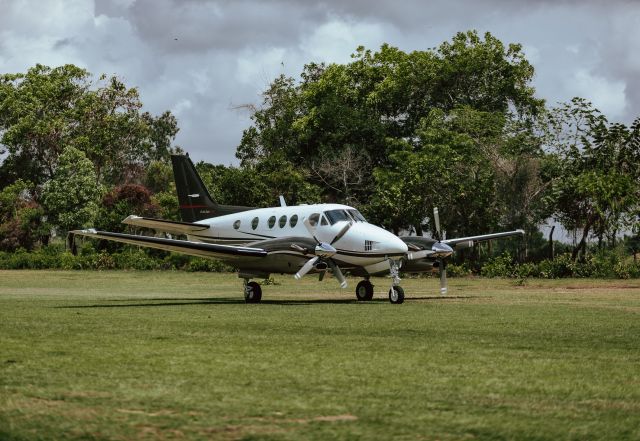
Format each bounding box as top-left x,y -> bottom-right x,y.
117,408 -> 177,417
565,284 -> 640,290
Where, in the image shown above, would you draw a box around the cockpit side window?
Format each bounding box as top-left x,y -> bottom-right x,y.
308,213 -> 320,227
347,209 -> 367,222
324,209 -> 351,225
320,215 -> 328,226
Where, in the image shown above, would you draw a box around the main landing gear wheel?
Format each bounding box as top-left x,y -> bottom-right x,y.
388,286 -> 405,304
355,280 -> 374,301
244,281 -> 262,303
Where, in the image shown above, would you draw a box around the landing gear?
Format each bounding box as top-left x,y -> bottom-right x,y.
388,286 -> 405,304
244,280 -> 262,303
388,259 -> 404,304
355,280 -> 374,301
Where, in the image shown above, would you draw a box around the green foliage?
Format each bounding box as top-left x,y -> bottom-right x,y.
0,64 -> 178,188
546,98 -> 640,259
0,179 -> 48,251
237,31 -> 548,234
480,251 -> 640,279
95,184 -> 159,233
41,146 -> 102,232
0,244 -> 231,272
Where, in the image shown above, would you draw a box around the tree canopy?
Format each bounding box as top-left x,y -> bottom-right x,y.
0,30 -> 638,264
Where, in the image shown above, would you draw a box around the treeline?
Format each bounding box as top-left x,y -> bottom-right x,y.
1,31 -> 639,274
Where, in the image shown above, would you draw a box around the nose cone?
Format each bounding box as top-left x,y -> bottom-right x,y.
387,232 -> 409,255
372,226 -> 408,256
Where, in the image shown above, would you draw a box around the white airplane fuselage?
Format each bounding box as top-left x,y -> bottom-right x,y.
185,203 -> 408,268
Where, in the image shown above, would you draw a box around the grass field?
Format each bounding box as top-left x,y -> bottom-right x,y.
1,270 -> 639,440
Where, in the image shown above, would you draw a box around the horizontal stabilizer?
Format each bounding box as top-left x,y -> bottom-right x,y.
122,215 -> 210,236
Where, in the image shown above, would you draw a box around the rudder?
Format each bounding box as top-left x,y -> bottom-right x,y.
170,155 -> 253,222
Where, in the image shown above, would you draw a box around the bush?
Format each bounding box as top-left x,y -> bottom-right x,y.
0,245 -> 232,272
537,254 -> 574,278
481,253 -> 515,278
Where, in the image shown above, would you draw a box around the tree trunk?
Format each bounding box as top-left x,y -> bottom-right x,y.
572,220 -> 592,261
549,225 -> 555,260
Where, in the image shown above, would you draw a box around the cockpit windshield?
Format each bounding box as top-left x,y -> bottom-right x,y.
323,209 -> 351,225
347,209 -> 367,222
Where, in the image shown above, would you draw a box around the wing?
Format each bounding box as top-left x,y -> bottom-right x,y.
122,215 -> 210,236
443,229 -> 525,249
69,229 -> 266,261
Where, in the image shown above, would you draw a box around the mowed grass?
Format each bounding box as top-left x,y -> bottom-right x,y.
1,271 -> 639,441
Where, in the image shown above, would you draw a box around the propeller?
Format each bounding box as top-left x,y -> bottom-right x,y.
432,207 -> 452,295
294,218 -> 352,288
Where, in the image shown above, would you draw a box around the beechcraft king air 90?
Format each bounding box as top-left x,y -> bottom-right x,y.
70,154 -> 524,304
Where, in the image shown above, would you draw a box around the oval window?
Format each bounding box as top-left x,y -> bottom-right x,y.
251,217 -> 259,230
268,216 -> 276,229
279,215 -> 287,228
233,220 -> 241,230
290,214 -> 298,228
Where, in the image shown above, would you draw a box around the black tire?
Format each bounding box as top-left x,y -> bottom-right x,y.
388,286 -> 405,304
355,280 -> 374,301
244,281 -> 262,303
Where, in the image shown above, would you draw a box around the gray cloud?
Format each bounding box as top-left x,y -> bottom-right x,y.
2,0 -> 639,164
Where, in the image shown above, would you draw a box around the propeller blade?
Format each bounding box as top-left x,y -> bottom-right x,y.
303,218 -> 321,244
294,256 -> 319,280
433,207 -> 441,241
327,260 -> 348,289
330,221 -> 353,245
439,259 -> 447,295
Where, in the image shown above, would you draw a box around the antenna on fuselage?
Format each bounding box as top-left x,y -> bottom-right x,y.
279,195 -> 286,207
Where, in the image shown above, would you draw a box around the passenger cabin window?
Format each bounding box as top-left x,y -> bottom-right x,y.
308,213 -> 320,227
347,209 -> 367,222
324,209 -> 351,225
233,220 -> 241,230
251,217 -> 259,230
290,214 -> 298,227
268,216 -> 276,228
279,215 -> 287,228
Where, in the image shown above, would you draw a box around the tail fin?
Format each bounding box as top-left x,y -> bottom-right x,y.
170,154 -> 254,222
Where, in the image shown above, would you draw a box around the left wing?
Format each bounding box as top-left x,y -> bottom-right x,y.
69,229 -> 266,261
443,229 -> 524,250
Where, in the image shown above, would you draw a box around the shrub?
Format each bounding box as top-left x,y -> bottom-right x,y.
481,253 -> 515,278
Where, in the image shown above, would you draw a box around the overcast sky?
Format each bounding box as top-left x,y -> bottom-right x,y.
1,0 -> 639,165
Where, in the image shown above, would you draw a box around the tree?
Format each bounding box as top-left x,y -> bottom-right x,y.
546,99 -> 640,259
0,64 -> 179,189
95,184 -> 159,233
236,31 -> 545,214
0,179 -> 47,251
41,146 -> 102,232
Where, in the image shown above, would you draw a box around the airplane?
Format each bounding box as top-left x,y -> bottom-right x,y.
69,154 -> 524,304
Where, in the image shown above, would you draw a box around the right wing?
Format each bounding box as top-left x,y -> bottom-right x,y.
69,229 -> 266,261
122,215 -> 210,236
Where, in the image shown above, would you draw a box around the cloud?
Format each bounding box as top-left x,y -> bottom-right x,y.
1,0 -> 639,164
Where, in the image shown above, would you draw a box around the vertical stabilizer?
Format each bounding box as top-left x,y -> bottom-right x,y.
170,155 -> 253,222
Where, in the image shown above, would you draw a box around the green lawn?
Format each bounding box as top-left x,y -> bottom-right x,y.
1,271 -> 639,440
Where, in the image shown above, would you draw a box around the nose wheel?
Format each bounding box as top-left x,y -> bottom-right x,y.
388,286 -> 405,304
355,280 -> 374,301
